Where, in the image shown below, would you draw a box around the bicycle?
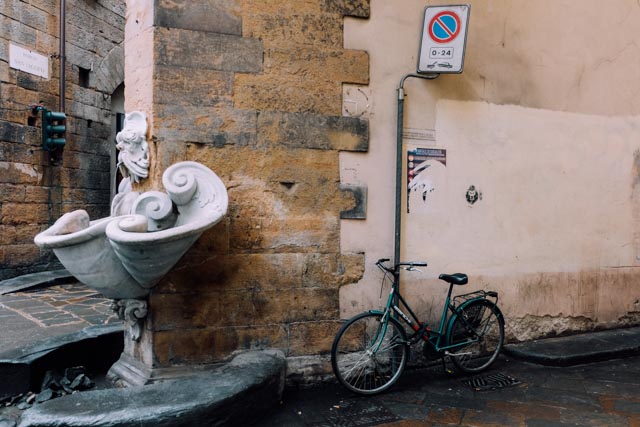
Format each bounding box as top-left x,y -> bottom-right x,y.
331,258 -> 505,395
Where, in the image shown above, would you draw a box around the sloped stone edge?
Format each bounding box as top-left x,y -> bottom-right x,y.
503,327 -> 640,366
18,350 -> 286,427
0,271 -> 73,295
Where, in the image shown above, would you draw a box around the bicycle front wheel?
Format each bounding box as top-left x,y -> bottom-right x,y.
331,312 -> 408,395
447,299 -> 504,373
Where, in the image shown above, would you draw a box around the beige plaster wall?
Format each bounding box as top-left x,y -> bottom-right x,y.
341,0 -> 640,340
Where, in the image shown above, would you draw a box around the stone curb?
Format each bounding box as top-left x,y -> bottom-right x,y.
0,271 -> 74,295
503,326 -> 640,367
17,350 -> 286,427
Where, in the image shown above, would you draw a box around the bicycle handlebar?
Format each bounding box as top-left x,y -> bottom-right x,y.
376,258 -> 428,271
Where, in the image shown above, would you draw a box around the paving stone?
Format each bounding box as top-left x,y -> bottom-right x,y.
261,355 -> 640,426
611,399 -> 640,414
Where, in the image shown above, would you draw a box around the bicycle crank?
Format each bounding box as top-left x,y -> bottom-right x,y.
445,351 -> 473,357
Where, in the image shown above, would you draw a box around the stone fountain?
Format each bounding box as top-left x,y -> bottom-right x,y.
34,111 -> 229,383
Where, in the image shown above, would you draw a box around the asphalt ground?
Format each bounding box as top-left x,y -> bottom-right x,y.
261,354 -> 640,426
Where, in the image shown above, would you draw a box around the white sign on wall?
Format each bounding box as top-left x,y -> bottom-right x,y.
9,43 -> 49,79
417,4 -> 470,74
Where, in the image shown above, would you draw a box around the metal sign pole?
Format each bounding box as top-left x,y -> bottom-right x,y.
393,73 -> 439,306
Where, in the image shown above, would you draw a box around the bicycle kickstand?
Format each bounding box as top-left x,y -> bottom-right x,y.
441,357 -> 454,376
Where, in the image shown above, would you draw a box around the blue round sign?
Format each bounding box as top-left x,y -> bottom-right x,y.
428,11 -> 461,43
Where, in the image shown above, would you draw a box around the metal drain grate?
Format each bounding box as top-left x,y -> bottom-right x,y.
462,372 -> 522,391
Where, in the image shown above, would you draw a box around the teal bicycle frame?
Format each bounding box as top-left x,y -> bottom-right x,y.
372,262 -> 498,356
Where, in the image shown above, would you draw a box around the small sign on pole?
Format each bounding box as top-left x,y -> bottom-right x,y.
417,4 -> 470,74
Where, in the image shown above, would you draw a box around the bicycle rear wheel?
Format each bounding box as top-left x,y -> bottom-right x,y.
447,299 -> 504,373
331,312 -> 408,395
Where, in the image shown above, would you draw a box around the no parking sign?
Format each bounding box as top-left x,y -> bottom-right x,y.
418,4 -> 470,74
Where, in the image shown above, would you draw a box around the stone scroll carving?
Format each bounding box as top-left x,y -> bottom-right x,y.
111,299 -> 148,342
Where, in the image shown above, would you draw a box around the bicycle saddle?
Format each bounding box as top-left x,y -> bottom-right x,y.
438,273 -> 468,285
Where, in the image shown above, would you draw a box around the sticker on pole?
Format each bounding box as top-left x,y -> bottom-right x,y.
417,5 -> 470,74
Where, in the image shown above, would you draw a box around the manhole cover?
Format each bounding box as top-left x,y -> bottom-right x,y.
309,399 -> 400,427
462,372 -> 521,391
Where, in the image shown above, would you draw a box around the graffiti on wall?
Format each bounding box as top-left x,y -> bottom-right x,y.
465,185 -> 482,206
407,148 -> 447,213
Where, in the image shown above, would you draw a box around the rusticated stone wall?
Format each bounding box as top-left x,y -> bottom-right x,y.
0,0 -> 125,280
124,0 -> 370,374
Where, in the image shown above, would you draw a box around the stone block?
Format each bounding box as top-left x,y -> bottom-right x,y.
35,29 -> 58,53
243,10 -> 343,48
186,145 -> 340,186
0,84 -> 39,116
0,226 -> 17,245
234,73 -> 342,115
0,16 -> 36,47
61,188 -> 111,205
0,60 -> 12,83
0,184 -> 26,203
0,162 -> 42,185
65,7 -> 124,44
59,168 -> 110,191
150,287 -> 339,330
16,73 -> 39,91
153,104 -> 257,146
229,212 -> 340,253
162,253 -> 306,293
152,326 -> 288,365
66,100 -> 110,125
285,354 -> 333,385
153,66 -> 233,107
288,320 -> 342,356
302,252 -> 365,288
155,27 -> 263,73
61,150 -> 110,173
257,111 -> 368,151
4,244 -> 41,266
0,122 -> 24,144
155,0 -> 242,35
24,186 -> 50,203
323,0 -> 370,18
0,140 -> 42,165
81,0 -> 125,27
263,46 -> 368,85
5,224 -> 41,245
1,203 -> 49,225
1,123 -> 41,149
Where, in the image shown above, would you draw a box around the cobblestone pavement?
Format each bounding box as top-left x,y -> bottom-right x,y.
0,282 -> 118,356
0,283 -> 117,328
261,355 -> 640,426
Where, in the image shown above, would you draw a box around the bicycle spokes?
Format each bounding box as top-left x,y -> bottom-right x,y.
332,313 -> 409,394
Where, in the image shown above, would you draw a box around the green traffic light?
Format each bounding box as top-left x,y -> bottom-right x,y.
44,111 -> 66,121
41,108 -> 67,151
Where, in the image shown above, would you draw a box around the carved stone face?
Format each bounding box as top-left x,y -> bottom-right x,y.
115,112 -> 150,184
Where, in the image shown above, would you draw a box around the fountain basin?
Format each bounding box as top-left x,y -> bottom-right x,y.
34,161 -> 228,300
